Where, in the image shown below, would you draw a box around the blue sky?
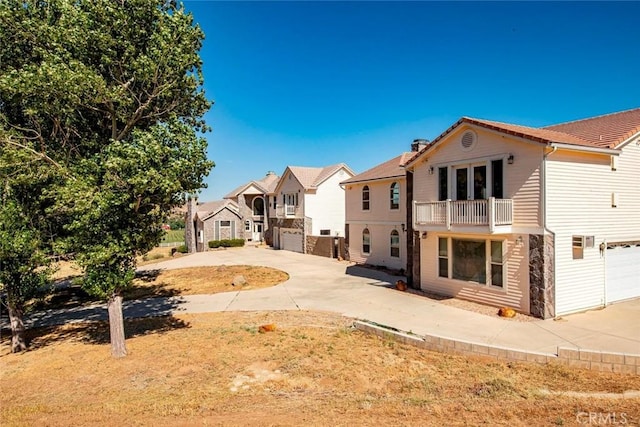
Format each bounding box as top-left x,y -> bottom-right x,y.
184,1 -> 640,201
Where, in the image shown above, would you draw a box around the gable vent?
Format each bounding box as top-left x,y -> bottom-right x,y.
461,131 -> 476,151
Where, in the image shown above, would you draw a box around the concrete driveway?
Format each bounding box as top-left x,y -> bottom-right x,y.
22,247 -> 640,356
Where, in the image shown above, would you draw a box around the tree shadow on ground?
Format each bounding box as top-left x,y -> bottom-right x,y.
1,315 -> 190,352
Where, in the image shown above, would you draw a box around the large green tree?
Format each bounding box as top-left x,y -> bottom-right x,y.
0,0 -> 214,357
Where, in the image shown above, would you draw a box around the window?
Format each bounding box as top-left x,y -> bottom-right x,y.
452,238 -> 486,283
491,159 -> 503,199
362,185 -> 370,210
390,230 -> 400,257
440,158 -> 505,201
438,167 -> 448,201
214,220 -> 235,240
438,237 -> 505,287
438,237 -> 448,278
572,236 -> 584,259
244,220 -> 251,232
320,229 -> 331,236
390,182 -> 400,209
490,240 -> 504,288
252,197 -> 265,216
362,228 -> 371,254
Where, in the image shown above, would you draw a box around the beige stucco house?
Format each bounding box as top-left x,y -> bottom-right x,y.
224,171 -> 279,243
404,107 -> 640,318
268,163 -> 355,256
341,143 -> 426,273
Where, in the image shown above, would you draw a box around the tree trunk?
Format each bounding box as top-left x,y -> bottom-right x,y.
107,293 -> 127,358
8,303 -> 27,353
185,196 -> 197,253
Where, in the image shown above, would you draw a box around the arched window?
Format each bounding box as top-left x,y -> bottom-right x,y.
362,228 -> 371,254
362,185 -> 370,210
253,197 -> 265,216
390,182 -> 400,209
390,230 -> 400,258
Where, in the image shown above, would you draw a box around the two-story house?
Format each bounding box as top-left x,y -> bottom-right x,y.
224,171 -> 279,243
404,108 -> 640,319
268,163 -> 355,255
341,141 -> 427,273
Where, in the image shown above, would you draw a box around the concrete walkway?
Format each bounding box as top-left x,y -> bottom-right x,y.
20,247 -> 640,356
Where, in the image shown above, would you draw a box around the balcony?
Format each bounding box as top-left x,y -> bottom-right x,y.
414,197 -> 513,233
276,204 -> 302,218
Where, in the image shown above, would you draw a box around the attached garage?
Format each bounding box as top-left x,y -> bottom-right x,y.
280,228 -> 303,253
606,243 -> 640,303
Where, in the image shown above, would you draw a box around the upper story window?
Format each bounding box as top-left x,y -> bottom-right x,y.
390,230 -> 400,258
362,185 -> 370,210
252,197 -> 265,216
437,158 -> 504,201
390,182 -> 400,209
362,228 -> 371,254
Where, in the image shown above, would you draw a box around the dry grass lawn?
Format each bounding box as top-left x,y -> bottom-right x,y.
1,311 -> 639,426
128,266 -> 290,299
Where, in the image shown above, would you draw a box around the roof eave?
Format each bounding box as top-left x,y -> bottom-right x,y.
340,173 -> 406,186
549,142 -> 620,155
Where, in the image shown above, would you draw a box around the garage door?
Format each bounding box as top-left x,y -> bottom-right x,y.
280,228 -> 303,253
606,244 -> 640,303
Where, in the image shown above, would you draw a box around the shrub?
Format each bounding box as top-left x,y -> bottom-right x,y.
176,244 -> 188,253
208,239 -> 245,249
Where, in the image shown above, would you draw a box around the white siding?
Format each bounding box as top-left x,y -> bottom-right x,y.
277,170 -> 305,213
419,233 -> 530,313
547,141 -> 640,314
305,168 -> 352,236
412,126 -> 544,230
348,223 -> 405,271
344,178 -> 407,269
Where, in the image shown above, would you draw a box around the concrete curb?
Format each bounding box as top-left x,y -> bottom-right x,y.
353,320 -> 640,375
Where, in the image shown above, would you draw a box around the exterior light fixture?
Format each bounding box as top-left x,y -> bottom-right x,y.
507,154 -> 514,164
429,166 -> 434,175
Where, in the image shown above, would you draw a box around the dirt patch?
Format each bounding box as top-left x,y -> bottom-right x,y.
1,311 -> 639,426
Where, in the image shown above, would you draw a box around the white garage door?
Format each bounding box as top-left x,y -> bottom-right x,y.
281,228 -> 303,253
606,244 -> 640,303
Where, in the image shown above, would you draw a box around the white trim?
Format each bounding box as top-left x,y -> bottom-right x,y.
549,142 -> 620,155
348,220 -> 405,226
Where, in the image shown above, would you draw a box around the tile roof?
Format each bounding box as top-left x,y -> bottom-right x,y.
224,172 -> 280,199
195,199 -> 239,220
543,107 -> 640,149
404,108 -> 640,167
341,153 -> 412,184
288,163 -> 354,189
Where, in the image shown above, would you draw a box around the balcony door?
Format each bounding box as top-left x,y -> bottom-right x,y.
454,164 -> 487,201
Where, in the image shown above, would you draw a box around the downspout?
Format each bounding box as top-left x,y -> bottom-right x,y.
542,145 -> 557,317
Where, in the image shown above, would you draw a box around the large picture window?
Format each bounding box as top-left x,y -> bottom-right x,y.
438,237 -> 505,287
390,182 -> 400,209
452,239 -> 486,283
390,230 -> 400,257
362,185 -> 370,210
362,228 -> 371,254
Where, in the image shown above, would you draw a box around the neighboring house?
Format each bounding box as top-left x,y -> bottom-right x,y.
224,171 -> 280,243
341,141 -> 427,272
267,163 -> 355,256
193,199 -> 242,252
404,107 -> 640,319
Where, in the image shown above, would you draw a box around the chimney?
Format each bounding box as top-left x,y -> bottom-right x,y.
411,139 -> 429,152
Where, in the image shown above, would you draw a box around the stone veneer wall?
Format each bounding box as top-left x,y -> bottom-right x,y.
529,234 -> 555,319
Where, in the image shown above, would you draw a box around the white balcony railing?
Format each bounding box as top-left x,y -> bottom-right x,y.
414,197 -> 513,232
